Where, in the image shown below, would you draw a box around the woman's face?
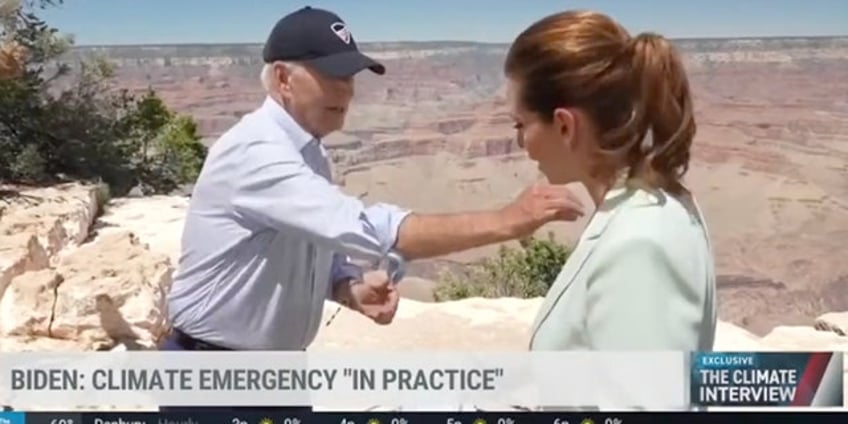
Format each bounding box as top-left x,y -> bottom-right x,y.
507,77 -> 588,184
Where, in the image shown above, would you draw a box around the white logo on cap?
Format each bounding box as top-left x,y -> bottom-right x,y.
330,22 -> 351,44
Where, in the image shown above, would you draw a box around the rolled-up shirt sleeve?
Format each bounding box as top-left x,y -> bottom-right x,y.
230,138 -> 411,262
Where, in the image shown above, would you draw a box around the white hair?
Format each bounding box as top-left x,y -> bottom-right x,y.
260,61 -> 298,94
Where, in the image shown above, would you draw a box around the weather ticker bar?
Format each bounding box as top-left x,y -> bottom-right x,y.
4,411 -> 848,424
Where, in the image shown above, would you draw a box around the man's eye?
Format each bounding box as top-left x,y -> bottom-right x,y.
513,123 -> 523,130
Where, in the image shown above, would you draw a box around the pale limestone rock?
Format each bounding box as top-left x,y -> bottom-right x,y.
0,269 -> 62,336
0,185 -> 105,357
0,184 -> 172,355
0,234 -> 49,296
95,195 -> 189,264
815,311 -> 848,336
0,183 -> 99,258
49,231 -> 172,348
759,326 -> 848,350
311,297 -> 541,351
713,321 -> 764,351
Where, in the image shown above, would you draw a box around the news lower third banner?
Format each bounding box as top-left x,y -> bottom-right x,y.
690,351 -> 844,407
2,351 -> 686,410
0,351 -> 842,410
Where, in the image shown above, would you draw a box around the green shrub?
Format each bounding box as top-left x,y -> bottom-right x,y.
434,232 -> 571,300
125,90 -> 207,194
0,0 -> 207,196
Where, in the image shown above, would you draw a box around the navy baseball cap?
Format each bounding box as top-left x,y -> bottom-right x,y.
262,6 -> 385,78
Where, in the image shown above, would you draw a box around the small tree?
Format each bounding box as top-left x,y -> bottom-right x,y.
136,111 -> 206,194
434,232 -> 571,300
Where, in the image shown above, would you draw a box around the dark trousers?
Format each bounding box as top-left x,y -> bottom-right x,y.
158,329 -> 312,415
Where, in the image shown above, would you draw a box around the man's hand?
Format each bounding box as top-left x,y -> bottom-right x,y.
500,182 -> 585,238
335,270 -> 399,325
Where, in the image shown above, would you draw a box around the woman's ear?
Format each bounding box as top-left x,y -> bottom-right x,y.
553,107 -> 576,147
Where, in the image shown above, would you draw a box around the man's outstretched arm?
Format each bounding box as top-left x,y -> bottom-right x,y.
231,138 -> 584,262
392,211 -> 515,260
393,183 -> 583,260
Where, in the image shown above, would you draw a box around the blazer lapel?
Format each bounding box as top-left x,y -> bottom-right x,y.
528,186 -> 633,344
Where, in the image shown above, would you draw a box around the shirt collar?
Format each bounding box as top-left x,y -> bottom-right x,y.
260,96 -> 315,151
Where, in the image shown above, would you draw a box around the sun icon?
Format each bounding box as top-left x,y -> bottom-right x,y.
366,419 -> 381,424
258,418 -> 274,424
472,419 -> 487,424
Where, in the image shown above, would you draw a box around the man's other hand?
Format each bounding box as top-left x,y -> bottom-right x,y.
501,182 -> 585,238
348,270 -> 399,325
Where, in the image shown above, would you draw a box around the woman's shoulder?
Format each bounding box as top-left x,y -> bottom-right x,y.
589,183 -> 715,300
601,181 -> 711,255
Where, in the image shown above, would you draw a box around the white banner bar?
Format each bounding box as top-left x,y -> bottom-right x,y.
0,351 -> 689,410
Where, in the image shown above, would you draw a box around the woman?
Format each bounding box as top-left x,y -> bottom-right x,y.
504,10 -> 717,353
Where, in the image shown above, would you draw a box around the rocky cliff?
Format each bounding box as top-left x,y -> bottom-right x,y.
0,184 -> 172,352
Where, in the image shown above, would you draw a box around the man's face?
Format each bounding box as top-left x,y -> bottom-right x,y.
277,62 -> 354,138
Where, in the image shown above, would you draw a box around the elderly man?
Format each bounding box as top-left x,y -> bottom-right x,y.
159,6 -> 583,413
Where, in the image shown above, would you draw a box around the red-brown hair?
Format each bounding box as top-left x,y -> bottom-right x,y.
504,10 -> 696,195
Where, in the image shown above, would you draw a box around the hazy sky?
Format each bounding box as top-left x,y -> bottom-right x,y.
40,0 -> 848,46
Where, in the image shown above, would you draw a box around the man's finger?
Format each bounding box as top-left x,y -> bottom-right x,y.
545,197 -> 585,217
373,280 -> 392,297
552,209 -> 581,221
364,271 -> 392,288
387,292 -> 399,316
379,310 -> 394,324
543,185 -> 584,206
535,182 -> 580,199
389,297 -> 399,317
372,308 -> 394,325
563,189 -> 583,206
371,290 -> 398,324
387,290 -> 399,308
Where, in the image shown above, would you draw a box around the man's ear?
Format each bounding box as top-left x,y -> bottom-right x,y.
274,62 -> 292,94
553,107 -> 576,147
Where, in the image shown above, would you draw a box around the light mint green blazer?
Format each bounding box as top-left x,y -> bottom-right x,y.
529,179 -> 717,352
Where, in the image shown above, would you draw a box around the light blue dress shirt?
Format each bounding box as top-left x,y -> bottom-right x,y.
166,97 -> 411,350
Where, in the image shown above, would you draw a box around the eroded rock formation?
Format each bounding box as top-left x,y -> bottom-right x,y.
0,183 -> 173,352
